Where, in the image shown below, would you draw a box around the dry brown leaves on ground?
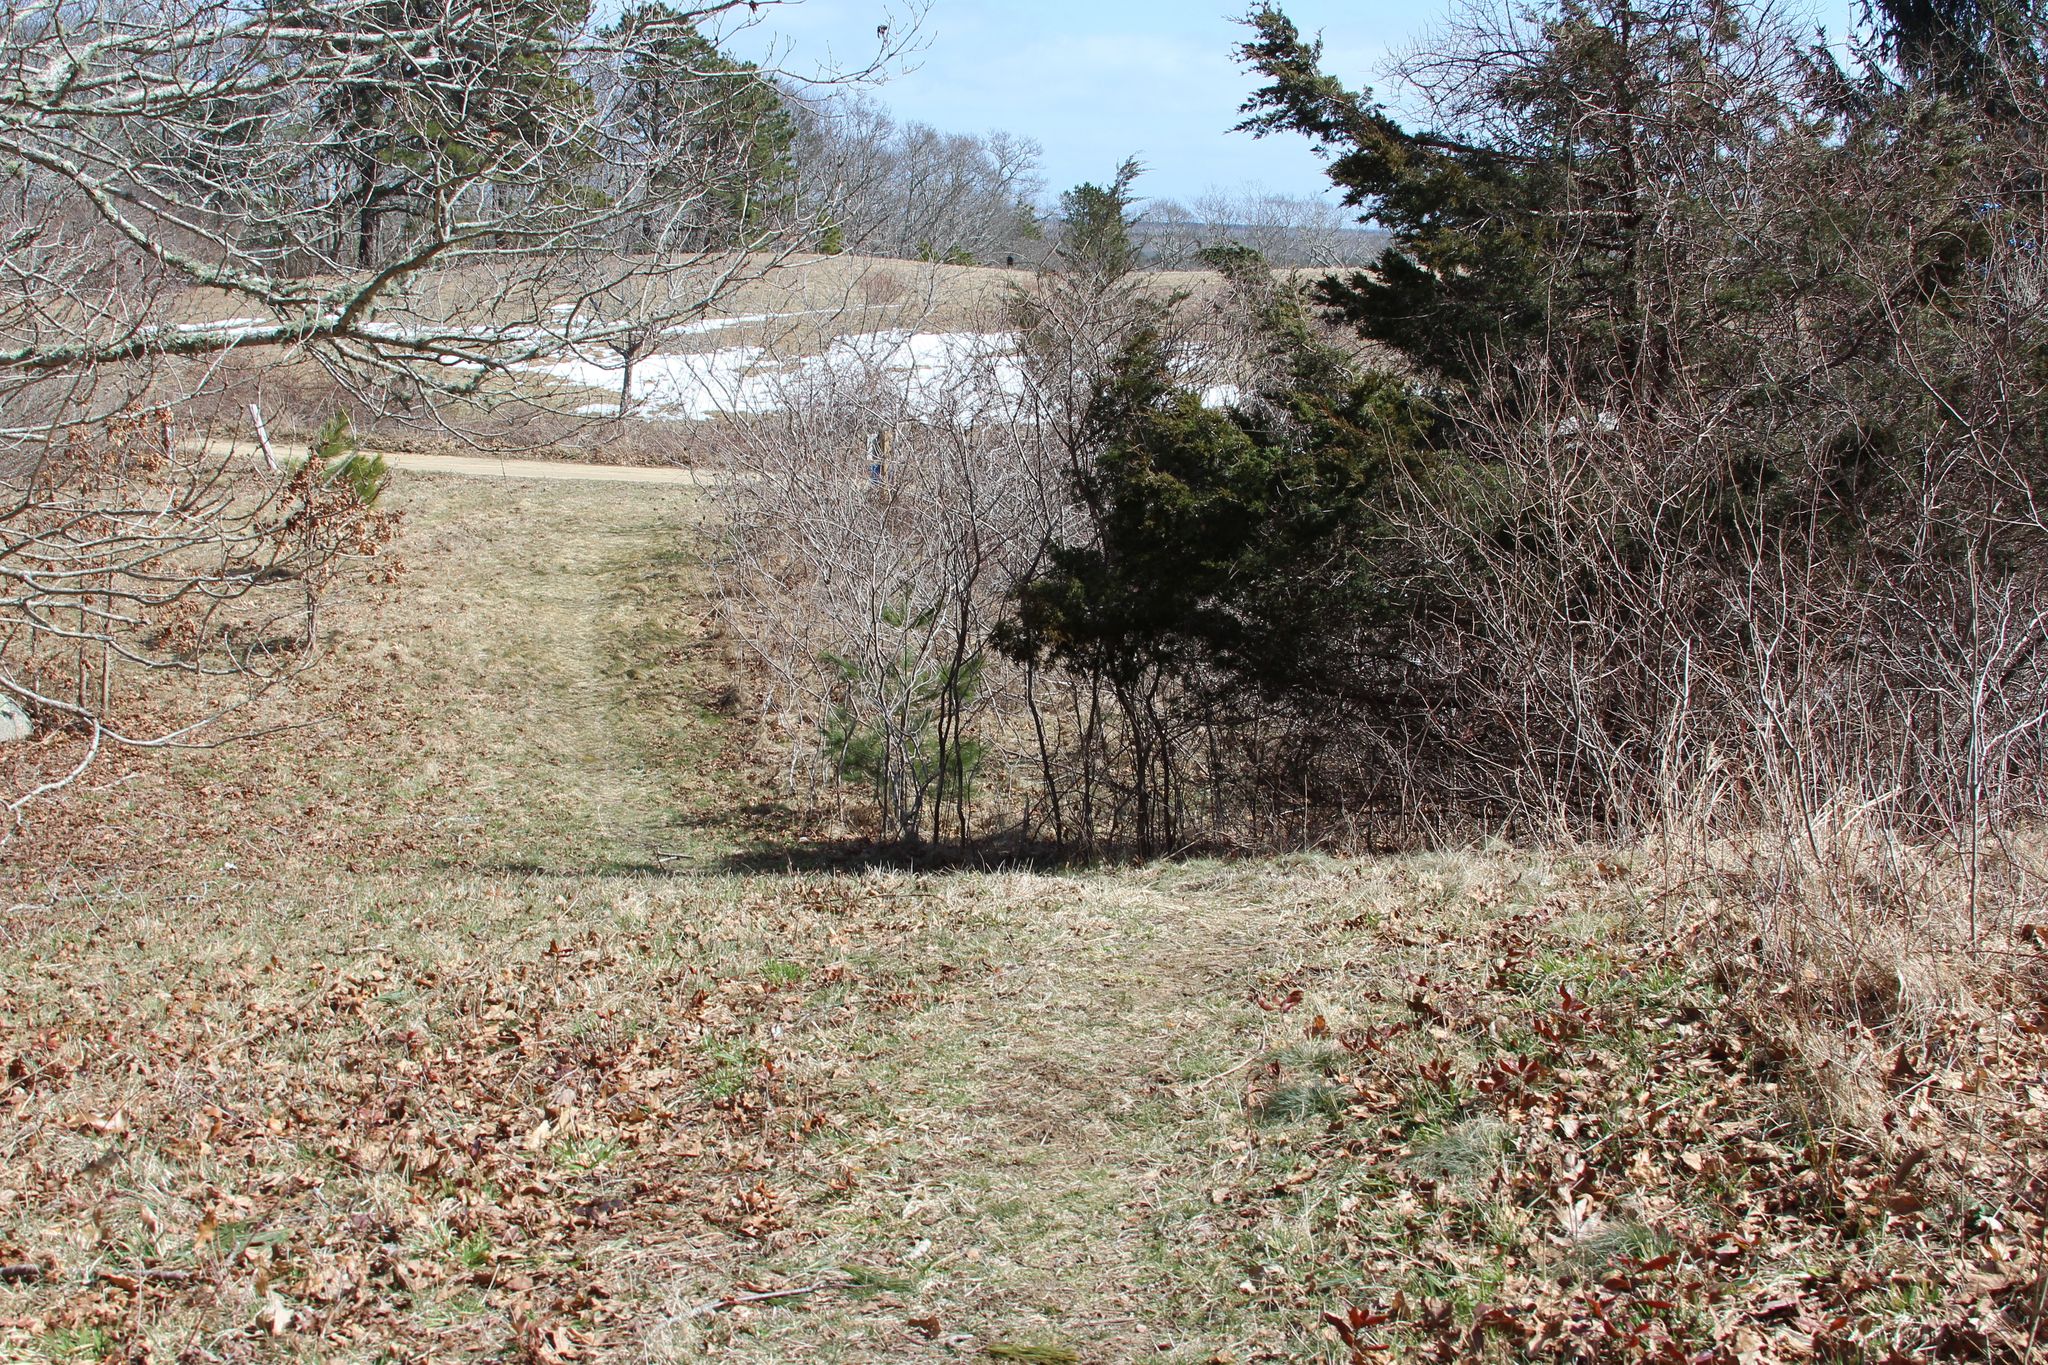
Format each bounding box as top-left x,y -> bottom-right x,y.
0,892 -> 961,1363
1213,884 -> 2048,1363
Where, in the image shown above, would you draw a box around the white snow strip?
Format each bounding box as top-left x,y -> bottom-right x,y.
173,317 -> 263,333
524,326 -> 1241,425
524,330 -> 1030,423
661,307 -> 862,337
664,313 -> 783,337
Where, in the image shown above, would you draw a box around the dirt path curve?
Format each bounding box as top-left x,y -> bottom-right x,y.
186,436 -> 725,485
376,450 -> 724,485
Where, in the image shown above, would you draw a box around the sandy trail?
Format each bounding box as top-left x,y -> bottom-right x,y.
186,436 -> 725,485
372,450 -> 722,484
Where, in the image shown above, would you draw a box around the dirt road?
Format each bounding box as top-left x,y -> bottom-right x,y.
187,436 -> 724,485
373,449 -> 722,484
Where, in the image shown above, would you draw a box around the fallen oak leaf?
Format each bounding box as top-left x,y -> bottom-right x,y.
253,1292 -> 295,1336
570,1196 -> 628,1224
78,1109 -> 130,1136
1323,1308 -> 1392,1335
1322,1305 -> 1394,1360
513,1312 -> 582,1363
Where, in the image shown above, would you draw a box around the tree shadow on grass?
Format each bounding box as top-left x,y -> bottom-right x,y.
443,787 -> 1211,879
661,789 -> 1119,874
708,834 -> 1112,876
456,840 -> 1110,880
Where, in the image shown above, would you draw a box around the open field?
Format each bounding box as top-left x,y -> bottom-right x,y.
167,255 -> 1229,346
183,441 -> 728,487
162,254 -> 1249,464
2,473 -> 2041,1363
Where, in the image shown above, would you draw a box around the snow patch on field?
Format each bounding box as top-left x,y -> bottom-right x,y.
174,317 -> 264,333
526,330 -> 1030,421
532,345 -> 772,421
163,308 -> 1239,423
664,308 -> 850,337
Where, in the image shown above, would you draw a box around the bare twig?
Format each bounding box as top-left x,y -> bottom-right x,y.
682,1284 -> 826,1318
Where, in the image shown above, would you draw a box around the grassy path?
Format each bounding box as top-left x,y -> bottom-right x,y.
5,474 -> 2000,1365
10,471 -> 747,876
6,473 -> 1454,1364
726,865 -> 1353,1364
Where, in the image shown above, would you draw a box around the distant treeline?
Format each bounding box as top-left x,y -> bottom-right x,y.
1130,203 -> 1387,270
792,94 -> 1384,272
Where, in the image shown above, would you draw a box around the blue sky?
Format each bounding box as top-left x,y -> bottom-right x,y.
733,0 -> 1862,207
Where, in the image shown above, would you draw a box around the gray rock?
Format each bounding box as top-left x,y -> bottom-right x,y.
0,694 -> 30,743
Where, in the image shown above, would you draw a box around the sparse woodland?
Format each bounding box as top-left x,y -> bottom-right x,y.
724,0 -> 2048,875
0,0 -> 908,829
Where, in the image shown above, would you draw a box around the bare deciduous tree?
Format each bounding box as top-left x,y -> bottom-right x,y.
709,314 -> 1056,846
0,0 -> 916,825
1138,190 -> 1381,269
0,0 -> 915,437
793,93 -> 1044,266
0,410 -> 392,838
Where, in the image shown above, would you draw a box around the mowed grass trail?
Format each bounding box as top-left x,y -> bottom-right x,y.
2,475 -> 2007,1364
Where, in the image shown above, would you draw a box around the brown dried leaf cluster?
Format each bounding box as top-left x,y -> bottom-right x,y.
1220,893 -> 2047,1362
0,913 -> 938,1361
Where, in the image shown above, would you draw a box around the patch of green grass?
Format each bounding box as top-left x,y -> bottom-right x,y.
1563,1217 -> 1679,1282
1171,1049 -> 1232,1083
1399,1072 -> 1470,1128
1273,1041 -> 1347,1075
411,1288 -> 489,1330
1529,947 -> 1613,996
216,1219 -> 293,1262
1407,1116 -> 1510,1185
1875,1277 -> 1945,1319
700,1039 -> 764,1099
979,1191 -> 1033,1220
985,1344 -> 1079,1364
549,1137 -> 622,1170
1473,1198 -> 1524,1252
1402,1255 -> 1510,1320
760,958 -> 809,985
35,1327 -> 115,1361
1253,1080 -> 1347,1126
837,1262 -> 918,1296
454,1230 -> 494,1270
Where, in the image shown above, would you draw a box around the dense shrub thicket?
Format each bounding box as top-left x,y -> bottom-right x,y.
1185,0 -> 2048,849
719,0 -> 2048,871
